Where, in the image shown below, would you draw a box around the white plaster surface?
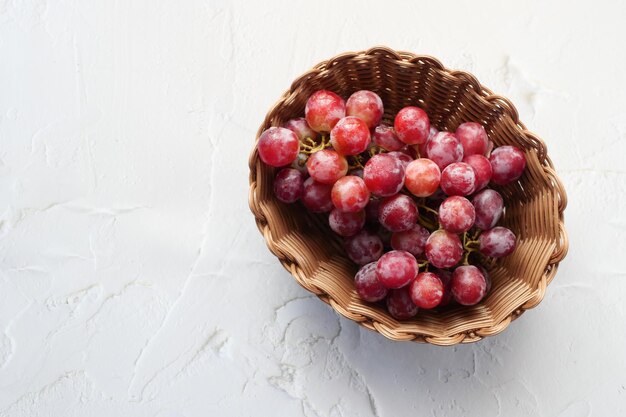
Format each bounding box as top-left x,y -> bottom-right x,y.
1,0 -> 625,416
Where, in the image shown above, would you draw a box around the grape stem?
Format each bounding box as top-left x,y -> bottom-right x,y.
348,154 -> 365,169
418,260 -> 429,271
300,135 -> 331,155
462,248 -> 476,265
417,204 -> 439,217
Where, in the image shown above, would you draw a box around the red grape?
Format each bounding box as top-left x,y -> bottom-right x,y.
479,226 -> 516,257
409,272 -> 444,309
386,287 -> 419,320
426,131 -> 463,170
283,117 -> 318,142
425,230 -> 463,268
376,250 -> 418,289
378,194 -> 419,232
387,151 -> 413,169
273,168 -> 305,203
372,124 -> 404,151
438,196 -> 476,234
363,154 -> 405,197
354,262 -> 388,302
434,269 -> 454,307
305,90 -> 346,132
346,90 -> 384,128
462,154 -> 492,191
306,149 -> 348,184
258,127 -> 300,167
330,116 -> 371,155
405,158 -> 441,197
451,265 -> 487,306
440,162 -> 477,196
472,189 -> 504,230
390,224 -> 430,258
456,122 -> 488,156
302,178 -> 333,212
331,175 -> 370,212
329,208 -> 365,237
344,229 -> 384,265
489,146 -> 526,185
394,106 -> 430,145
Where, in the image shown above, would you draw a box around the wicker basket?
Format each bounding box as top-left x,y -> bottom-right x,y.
248,47 -> 568,346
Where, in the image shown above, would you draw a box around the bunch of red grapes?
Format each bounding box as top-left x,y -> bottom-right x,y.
257,89 -> 526,320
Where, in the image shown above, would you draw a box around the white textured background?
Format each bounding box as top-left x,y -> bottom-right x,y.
1,0 -> 625,416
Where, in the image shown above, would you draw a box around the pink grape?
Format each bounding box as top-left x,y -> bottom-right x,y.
302,178 -> 333,212
346,90 -> 384,128
489,146 -> 526,185
329,208 -> 365,237
354,262 -> 388,302
363,154 -> 405,197
472,189 -> 504,230
344,229 -> 384,265
376,250 -> 418,289
462,154 -> 492,191
283,117 -> 318,142
479,226 -> 517,257
331,175 -> 370,212
257,127 -> 300,167
394,106 -> 430,145
440,162 -> 476,196
434,269 -> 454,307
273,168 -> 305,203
409,272 -> 444,309
438,196 -> 476,234
451,265 -> 487,306
456,122 -> 488,156
386,287 -> 419,320
378,194 -> 419,232
306,149 -> 348,184
387,151 -> 413,169
390,224 -> 430,258
426,131 -> 463,169
405,158 -> 441,197
305,90 -> 346,132
425,230 -> 463,269
330,116 -> 371,155
372,124 -> 404,151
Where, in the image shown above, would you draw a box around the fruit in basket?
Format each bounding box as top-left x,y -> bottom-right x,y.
261,88 -> 527,319
394,106 -> 430,145
257,127 -> 300,167
330,116 -> 371,155
305,90 -> 346,132
346,90 -> 384,128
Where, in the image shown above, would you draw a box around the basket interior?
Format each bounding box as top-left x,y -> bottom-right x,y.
251,50 -> 564,343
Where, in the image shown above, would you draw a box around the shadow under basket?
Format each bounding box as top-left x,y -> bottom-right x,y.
248,47 -> 568,346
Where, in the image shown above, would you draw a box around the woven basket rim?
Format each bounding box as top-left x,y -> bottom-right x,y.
248,46 -> 569,346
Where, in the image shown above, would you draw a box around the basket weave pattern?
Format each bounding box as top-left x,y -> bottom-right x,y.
248,47 -> 568,345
